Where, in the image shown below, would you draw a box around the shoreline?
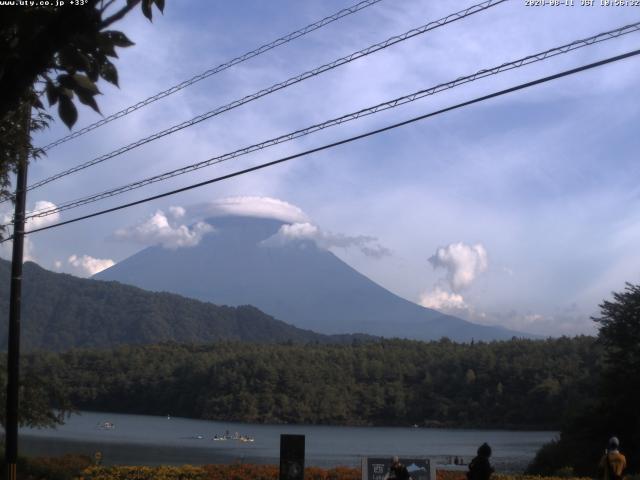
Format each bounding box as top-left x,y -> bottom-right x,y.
60,409 -> 560,433
19,434 -> 535,473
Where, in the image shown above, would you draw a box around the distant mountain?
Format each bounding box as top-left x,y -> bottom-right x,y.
0,259 -> 371,351
96,215 -> 529,341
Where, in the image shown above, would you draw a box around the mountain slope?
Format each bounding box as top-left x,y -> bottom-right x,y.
0,259 -> 368,351
96,216 -> 528,341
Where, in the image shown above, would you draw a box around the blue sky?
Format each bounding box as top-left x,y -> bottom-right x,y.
2,0 -> 639,336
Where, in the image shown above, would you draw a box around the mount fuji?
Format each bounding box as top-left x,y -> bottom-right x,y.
95,215 -> 528,341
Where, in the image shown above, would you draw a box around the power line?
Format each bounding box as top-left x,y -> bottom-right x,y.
21,21 -> 640,222
39,0 -> 386,152
7,47 -> 638,241
15,0 -> 506,200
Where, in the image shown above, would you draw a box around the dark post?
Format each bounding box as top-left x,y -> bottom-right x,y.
4,108 -> 30,480
279,434 -> 305,480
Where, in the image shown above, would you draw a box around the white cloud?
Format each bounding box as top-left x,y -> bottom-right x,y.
68,254 -> 115,277
0,201 -> 61,263
484,307 -> 595,337
2,201 -> 60,231
0,236 -> 36,263
265,221 -> 391,258
26,201 -> 61,230
54,260 -> 62,270
419,287 -> 468,311
278,222 -> 319,239
17,3 -> 638,339
417,242 -> 489,321
115,209 -> 213,249
191,196 -> 309,224
428,242 -> 488,292
168,206 -> 186,219
502,267 -> 515,276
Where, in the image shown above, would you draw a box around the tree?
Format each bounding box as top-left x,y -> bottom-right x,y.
0,0 -> 165,216
528,283 -> 640,476
0,0 -> 165,427
592,282 -> 640,472
0,354 -> 75,428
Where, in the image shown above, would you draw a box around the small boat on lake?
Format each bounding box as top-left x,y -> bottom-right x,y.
98,421 -> 115,430
212,432 -> 254,442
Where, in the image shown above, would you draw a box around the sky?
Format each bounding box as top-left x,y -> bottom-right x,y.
2,0 -> 639,337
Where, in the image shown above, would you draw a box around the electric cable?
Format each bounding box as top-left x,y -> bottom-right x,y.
12,0 -> 506,202
20,21 -> 640,222
5,47 -> 637,241
39,0 -> 386,152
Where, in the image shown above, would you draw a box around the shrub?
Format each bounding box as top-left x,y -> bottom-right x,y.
77,464 -> 362,480
0,454 -> 92,480
27,454 -> 93,480
77,465 -> 207,480
553,466 -> 576,478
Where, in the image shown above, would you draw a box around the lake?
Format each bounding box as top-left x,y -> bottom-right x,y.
19,411 -> 556,471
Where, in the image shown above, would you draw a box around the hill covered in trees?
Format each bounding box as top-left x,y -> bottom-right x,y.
0,259 -> 372,350
22,336 -> 599,429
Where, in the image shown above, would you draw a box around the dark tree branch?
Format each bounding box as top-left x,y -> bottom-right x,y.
100,0 -> 118,14
101,0 -> 140,28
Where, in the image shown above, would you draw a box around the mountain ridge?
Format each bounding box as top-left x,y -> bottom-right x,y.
0,258 -> 375,351
96,215 -> 531,341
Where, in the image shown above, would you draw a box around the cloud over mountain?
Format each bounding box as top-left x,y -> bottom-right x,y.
419,286 -> 468,311
190,196 -> 309,224
264,221 -> 390,258
67,254 -> 115,277
114,209 -> 213,249
130,196 -> 390,258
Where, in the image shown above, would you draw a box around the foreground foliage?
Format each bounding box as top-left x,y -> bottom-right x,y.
439,472 -> 592,480
79,465 -> 207,480
0,455 -> 604,480
0,453 -> 92,480
78,464 -> 360,480
0,456 -> 360,480
0,0 -> 164,237
527,283 -> 640,476
0,355 -> 74,428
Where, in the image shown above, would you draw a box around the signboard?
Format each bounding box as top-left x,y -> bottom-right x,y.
361,457 -> 435,480
279,434 -> 305,480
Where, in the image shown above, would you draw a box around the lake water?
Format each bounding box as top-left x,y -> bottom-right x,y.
19,411 -> 556,471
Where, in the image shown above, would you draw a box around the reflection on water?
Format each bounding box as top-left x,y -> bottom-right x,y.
19,411 -> 557,471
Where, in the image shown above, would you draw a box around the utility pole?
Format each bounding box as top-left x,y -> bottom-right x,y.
4,105 -> 30,480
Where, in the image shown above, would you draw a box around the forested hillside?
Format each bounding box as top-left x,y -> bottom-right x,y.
0,259 -> 371,350
22,336 -> 599,429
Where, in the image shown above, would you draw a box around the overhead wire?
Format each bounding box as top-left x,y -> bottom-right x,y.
5,47 -> 638,241
39,0 -> 386,152
10,0 -> 507,202
19,21 -> 640,222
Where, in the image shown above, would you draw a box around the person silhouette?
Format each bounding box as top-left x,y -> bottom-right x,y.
389,456 -> 411,480
599,437 -> 626,480
467,443 -> 494,480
